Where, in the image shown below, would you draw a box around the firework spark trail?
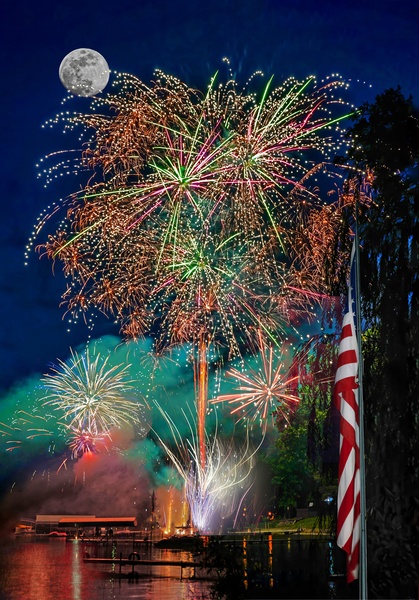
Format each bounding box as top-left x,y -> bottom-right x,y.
0,421 -> 19,437
291,172 -> 373,297
1,410 -> 56,453
152,400 -> 256,532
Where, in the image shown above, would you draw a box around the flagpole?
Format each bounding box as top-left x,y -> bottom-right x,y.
355,197 -> 368,600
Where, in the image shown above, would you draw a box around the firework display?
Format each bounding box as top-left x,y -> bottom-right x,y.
291,171 -> 373,297
67,424 -> 110,459
29,65 -> 355,529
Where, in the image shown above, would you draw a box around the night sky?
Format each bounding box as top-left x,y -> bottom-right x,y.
1,0 -> 418,390
0,0 -> 418,518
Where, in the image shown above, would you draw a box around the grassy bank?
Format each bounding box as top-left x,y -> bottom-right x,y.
244,515 -> 333,534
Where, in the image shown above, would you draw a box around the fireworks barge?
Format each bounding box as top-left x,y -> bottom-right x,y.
154,534 -> 204,550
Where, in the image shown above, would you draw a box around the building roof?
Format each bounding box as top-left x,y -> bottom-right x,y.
36,515 -> 95,523
58,516 -> 137,527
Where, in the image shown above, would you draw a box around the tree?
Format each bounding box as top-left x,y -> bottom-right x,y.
268,414 -> 317,515
267,335 -> 339,518
346,87 -> 419,598
268,87 -> 419,596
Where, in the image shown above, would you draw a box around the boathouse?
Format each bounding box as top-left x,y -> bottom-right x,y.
35,515 -> 137,534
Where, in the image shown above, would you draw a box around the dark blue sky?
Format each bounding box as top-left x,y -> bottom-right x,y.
1,0 -> 418,392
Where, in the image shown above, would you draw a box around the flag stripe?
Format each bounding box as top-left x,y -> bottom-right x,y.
333,241 -> 361,584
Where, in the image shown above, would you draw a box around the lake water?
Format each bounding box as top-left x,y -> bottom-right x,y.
0,536 -> 211,600
0,534 -> 348,599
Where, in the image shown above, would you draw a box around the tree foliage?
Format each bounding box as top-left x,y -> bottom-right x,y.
268,87 -> 419,597
268,412 -> 318,514
347,87 -> 419,598
267,334 -> 339,516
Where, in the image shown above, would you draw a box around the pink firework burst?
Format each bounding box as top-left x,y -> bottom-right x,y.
211,332 -> 300,432
67,426 -> 110,459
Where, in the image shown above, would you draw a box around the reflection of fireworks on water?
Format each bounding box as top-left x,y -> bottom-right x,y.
212,331 -> 300,432
152,401 -> 255,532
41,348 -> 142,455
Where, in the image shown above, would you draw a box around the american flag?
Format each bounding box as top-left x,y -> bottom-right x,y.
333,242 -> 360,583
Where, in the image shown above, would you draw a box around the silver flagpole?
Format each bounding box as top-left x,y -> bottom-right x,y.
355,193 -> 368,599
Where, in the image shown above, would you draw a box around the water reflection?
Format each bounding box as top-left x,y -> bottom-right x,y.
0,533 -> 346,599
0,537 -> 210,600
71,542 -> 81,600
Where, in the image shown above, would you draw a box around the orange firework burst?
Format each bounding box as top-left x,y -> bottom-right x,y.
291,172 -> 373,297
33,67 -> 353,347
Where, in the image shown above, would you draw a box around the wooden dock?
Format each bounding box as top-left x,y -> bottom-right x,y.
83,556 -> 204,579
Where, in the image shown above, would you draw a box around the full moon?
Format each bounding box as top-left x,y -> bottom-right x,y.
59,48 -> 110,97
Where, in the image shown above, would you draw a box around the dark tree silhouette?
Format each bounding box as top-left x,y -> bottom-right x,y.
347,87 -> 419,599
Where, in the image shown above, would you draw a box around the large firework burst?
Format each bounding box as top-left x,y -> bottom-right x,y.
41,348 -> 141,443
33,68 -> 352,343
